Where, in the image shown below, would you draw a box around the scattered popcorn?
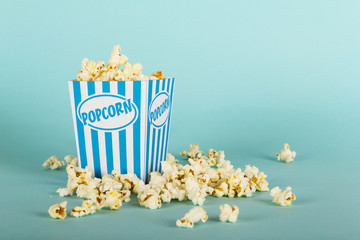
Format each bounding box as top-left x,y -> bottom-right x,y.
48,201 -> 67,219
64,155 -> 78,166
76,45 -> 164,81
276,143 -> 296,163
176,207 -> 208,228
219,204 -> 239,223
270,186 -> 296,206
50,144 -> 271,219
70,199 -> 96,217
42,156 -> 65,170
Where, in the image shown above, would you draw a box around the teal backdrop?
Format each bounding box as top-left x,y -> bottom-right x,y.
0,0 -> 359,239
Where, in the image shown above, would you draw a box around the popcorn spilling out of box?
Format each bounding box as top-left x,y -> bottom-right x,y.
46,144 -> 273,219
76,45 -> 164,81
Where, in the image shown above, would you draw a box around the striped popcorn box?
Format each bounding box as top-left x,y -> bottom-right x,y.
68,78 -> 175,182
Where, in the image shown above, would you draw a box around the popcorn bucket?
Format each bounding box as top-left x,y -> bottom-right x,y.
68,78 -> 175,182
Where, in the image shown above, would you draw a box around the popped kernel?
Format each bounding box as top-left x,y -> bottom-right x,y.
64,155 -> 78,166
276,143 -> 296,163
176,206 -> 208,229
219,204 -> 239,223
42,156 -> 65,170
70,199 -> 96,218
151,70 -> 165,79
48,201 -> 67,219
270,186 -> 296,206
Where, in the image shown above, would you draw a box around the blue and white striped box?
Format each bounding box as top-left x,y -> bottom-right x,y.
68,78 -> 175,182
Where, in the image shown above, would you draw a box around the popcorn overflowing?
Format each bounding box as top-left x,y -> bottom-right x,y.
276,143 -> 296,163
42,156 -> 65,170
219,204 -> 239,223
176,207 -> 208,228
47,144 -> 271,219
48,201 -> 67,219
270,186 -> 296,206
76,45 -> 164,81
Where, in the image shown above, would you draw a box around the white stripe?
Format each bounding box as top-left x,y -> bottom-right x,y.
125,82 -> 134,174
156,80 -> 165,171
96,83 -> 107,176
81,83 -> 95,174
68,82 -> 81,167
140,81 -> 147,180
110,82 -> 121,174
148,80 -> 156,173
161,79 -> 172,167
151,81 -> 158,172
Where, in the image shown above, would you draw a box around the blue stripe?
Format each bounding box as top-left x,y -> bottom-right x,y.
118,83 -> 127,174
158,80 -> 167,172
133,81 -> 141,178
103,81 -> 114,174
87,82 -> 101,178
163,78 -> 174,167
152,80 -> 160,172
145,81 -> 153,182
73,81 -> 87,168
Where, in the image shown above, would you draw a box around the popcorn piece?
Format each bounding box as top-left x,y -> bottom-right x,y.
180,144 -> 204,159
270,186 -> 296,206
70,199 -> 96,218
42,156 -> 65,170
176,207 -> 208,228
151,71 -> 165,79
102,190 -> 123,210
219,204 -> 239,223
138,186 -> 162,209
118,172 -> 145,194
131,63 -> 143,75
165,153 -> 178,164
213,182 -> 229,197
108,45 -> 123,69
184,176 -> 207,206
48,201 -> 67,219
276,143 -> 296,163
117,190 -> 131,202
57,187 -> 73,197
64,155 -> 78,166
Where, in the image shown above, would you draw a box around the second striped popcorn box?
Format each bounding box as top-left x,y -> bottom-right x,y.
68,78 -> 175,182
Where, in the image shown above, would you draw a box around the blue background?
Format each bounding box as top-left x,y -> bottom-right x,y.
0,0 -> 359,239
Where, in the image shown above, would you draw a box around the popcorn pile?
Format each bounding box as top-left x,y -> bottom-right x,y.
76,45 -> 164,81
276,143 -> 296,163
47,144 -> 271,219
46,143 -> 298,222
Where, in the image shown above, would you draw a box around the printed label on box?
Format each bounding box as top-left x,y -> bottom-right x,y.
77,94 -> 138,131
149,91 -> 170,128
